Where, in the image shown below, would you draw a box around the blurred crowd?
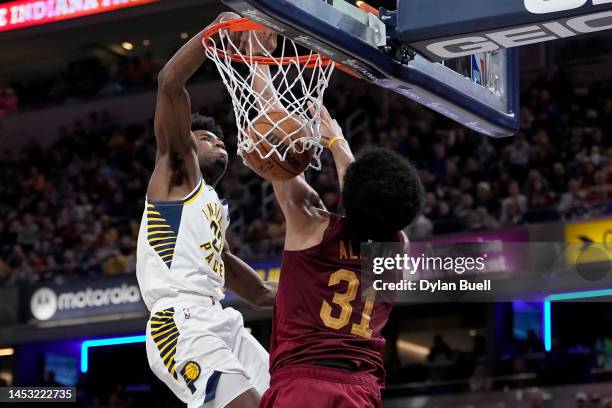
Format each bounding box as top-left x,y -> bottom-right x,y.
332,67 -> 612,239
0,86 -> 18,116
0,114 -> 150,284
0,52 -> 222,115
1,65 -> 612,286
0,55 -> 151,115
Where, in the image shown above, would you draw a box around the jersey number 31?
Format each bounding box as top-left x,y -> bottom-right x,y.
319,269 -> 376,338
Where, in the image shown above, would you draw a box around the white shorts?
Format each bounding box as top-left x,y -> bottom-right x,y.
145,300 -> 270,408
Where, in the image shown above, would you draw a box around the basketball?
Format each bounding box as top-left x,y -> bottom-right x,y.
243,111 -> 315,181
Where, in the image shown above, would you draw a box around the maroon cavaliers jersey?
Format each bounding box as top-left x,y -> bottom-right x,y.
269,214 -> 400,385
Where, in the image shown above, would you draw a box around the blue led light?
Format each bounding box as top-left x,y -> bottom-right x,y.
543,301 -> 551,351
81,335 -> 146,373
543,288 -> 612,353
547,288 -> 612,302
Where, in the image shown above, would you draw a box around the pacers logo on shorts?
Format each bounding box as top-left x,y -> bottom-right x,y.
181,361 -> 201,394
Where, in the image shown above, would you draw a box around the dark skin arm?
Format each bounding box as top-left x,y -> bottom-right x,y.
222,243 -> 277,308
148,12 -> 238,201
148,14 -> 278,309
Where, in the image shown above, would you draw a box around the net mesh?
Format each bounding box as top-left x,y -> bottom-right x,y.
203,22 -> 335,170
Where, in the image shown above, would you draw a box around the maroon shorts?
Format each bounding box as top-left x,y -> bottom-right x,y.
259,365 -> 382,408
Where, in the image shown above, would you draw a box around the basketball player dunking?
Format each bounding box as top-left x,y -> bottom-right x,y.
136,13 -> 277,408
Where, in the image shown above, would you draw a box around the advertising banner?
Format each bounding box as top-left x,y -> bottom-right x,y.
24,275 -> 146,322
0,0 -> 158,33
565,218 -> 612,265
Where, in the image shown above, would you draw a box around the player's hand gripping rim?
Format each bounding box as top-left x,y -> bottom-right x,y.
213,12 -> 278,57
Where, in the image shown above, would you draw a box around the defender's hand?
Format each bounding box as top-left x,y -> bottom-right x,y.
309,103 -> 345,149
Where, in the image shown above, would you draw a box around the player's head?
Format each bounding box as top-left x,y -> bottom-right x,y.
191,113 -> 228,186
342,148 -> 424,240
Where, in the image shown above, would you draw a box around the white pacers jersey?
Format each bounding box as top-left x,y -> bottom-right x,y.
136,178 -> 229,311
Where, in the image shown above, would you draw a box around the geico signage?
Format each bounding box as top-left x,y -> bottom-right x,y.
525,0 -> 612,14
30,283 -> 141,321
422,11 -> 612,59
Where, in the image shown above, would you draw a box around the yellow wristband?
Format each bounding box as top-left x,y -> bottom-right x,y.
328,136 -> 344,149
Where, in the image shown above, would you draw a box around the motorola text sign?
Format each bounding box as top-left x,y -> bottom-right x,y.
26,276 -> 146,322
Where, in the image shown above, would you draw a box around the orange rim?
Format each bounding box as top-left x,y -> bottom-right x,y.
356,1 -> 380,16
202,18 -> 361,78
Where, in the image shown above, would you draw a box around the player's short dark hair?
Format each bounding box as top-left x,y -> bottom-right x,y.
342,148 -> 424,240
191,113 -> 223,140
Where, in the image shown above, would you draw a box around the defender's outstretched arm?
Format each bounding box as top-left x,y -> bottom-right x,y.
249,63 -> 324,231
315,104 -> 355,192
253,66 -> 354,189
250,60 -> 355,249
272,106 -> 355,250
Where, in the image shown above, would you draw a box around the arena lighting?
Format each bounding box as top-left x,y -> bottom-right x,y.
397,340 -> 429,357
180,32 -> 188,39
121,41 -> 133,50
81,335 -> 145,373
142,39 -> 150,46
543,288 -> 612,352
544,301 -> 552,352
0,0 -> 159,33
0,348 -> 15,357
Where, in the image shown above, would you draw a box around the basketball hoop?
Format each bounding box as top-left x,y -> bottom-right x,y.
202,18 -> 340,171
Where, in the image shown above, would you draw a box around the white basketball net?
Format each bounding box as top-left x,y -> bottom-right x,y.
204,23 -> 335,170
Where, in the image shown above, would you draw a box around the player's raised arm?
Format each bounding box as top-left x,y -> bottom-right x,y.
270,105 -> 355,247
149,12 -> 239,200
272,175 -> 326,241
313,104 -> 355,192
247,60 -> 327,247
